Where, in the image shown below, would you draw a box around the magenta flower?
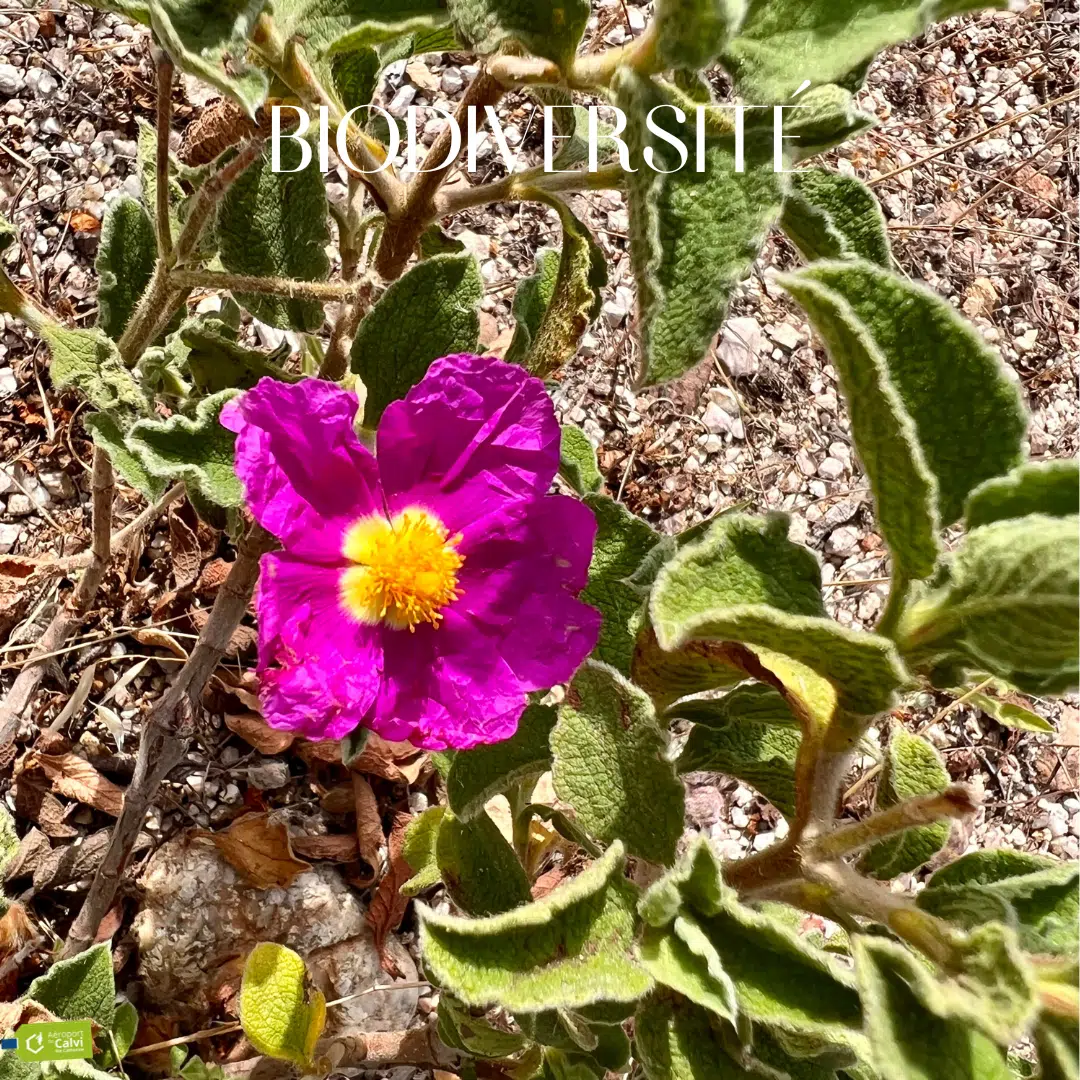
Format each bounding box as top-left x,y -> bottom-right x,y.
220,354 -> 601,750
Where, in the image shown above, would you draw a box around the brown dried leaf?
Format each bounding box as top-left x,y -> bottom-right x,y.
132,627 -> 189,659
190,608 -> 257,653
350,734 -> 426,784
365,811 -> 413,978
961,277 -> 997,319
196,558 -> 232,597
168,507 -> 203,591
290,833 -> 360,862
201,812 -> 311,888
224,712 -> 294,755
320,784 -> 355,815
352,775 -> 384,869
0,1000 -> 58,1035
0,903 -> 38,960
25,752 -> 125,816
63,210 -> 101,234
0,556 -> 56,639
13,776 -> 76,838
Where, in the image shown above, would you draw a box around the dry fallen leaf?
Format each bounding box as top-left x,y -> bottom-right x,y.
289,833 -> 360,862
0,556 -> 57,639
132,627 -> 189,659
168,507 -> 203,591
365,811 -> 413,978
22,751 -> 124,816
190,608 -> 257,653
196,558 -> 232,596
201,812 -> 311,888
352,775 -> 384,869
224,711 -> 295,755
63,210 -> 101,233
351,734 -> 426,784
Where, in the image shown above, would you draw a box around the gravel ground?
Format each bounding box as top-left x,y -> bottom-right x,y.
0,0 -> 1076,1053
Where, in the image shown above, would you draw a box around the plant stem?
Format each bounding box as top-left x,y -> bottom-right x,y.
153,48 -> 174,260
62,523 -> 277,957
0,447 -> 114,752
806,784 -> 977,862
321,178 -> 371,380
876,571 -> 910,639
375,68 -> 506,280
569,22 -> 658,88
435,164 -> 626,217
170,268 -> 369,304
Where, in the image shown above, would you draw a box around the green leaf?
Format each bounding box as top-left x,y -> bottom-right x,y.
918,850 -> 1078,957
641,839 -> 867,1055
675,686 -> 802,818
506,248 -> 559,369
27,943 -> 116,1029
559,426 -> 603,496
95,1000 -> 139,1070
239,942 -> 326,1068
448,0 -> 590,68
781,168 -> 890,266
274,0 -> 452,58
507,196 -> 606,377
42,326 -> 149,417
136,119 -> 184,241
859,727 -> 950,879
436,810 -> 533,916
127,389 -> 243,507
217,140 -> 330,332
778,84 -> 877,160
149,0 -> 269,116
437,995 -> 531,1060
617,72 -> 785,385
176,315 -> 297,395
776,270 -> 940,581
330,46 -> 380,111
792,260 -> 1026,525
635,995 -> 747,1080
853,934 -> 1015,1080
653,0 -> 745,69
0,803 -> 20,878
446,704 -> 556,821
721,0 -> 1006,102
552,662 -> 684,866
580,494 -> 663,674
95,196 -> 156,343
963,690 -> 1053,734
1036,1015 -> 1079,1080
965,460 -> 1080,530
41,1062 -> 123,1080
340,723 -> 370,766
83,413 -> 166,501
898,515 -> 1079,696
350,253 -> 482,426
401,806 -> 446,897
417,840 -> 653,1013
638,915 -> 739,1022
0,214 -> 16,254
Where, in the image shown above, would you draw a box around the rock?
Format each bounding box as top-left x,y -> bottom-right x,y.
796,449 -> 817,477
37,471 -> 75,499
767,322 -> 802,350
0,368 -> 17,396
0,65 -> 23,96
387,83 -> 416,117
817,456 -> 846,480
24,67 -> 57,99
440,67 -> 464,95
134,834 -> 419,1030
826,525 -> 861,557
602,298 -> 628,328
247,760 -> 291,790
5,494 -> 33,518
716,316 -> 764,378
702,400 -> 734,436
0,522 -> 20,554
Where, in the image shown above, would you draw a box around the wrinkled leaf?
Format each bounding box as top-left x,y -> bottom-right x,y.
781,168 -> 890,266
401,805 -> 447,897
95,195 -> 156,343
436,810 -> 532,916
27,943 -> 115,1029
559,426 -> 603,496
448,0 -> 590,68
204,812 -> 312,889
653,0 -> 745,69
84,413 -> 166,500
240,943 -> 325,1068
42,326 -> 148,418
964,459 -> 1080,530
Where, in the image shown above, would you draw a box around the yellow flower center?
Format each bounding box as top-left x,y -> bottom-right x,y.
339,507 -> 464,631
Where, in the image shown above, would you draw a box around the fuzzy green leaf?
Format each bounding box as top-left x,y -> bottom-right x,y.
27,944 -> 115,1029
448,0 -> 590,68
965,460 -> 1080,530
176,315 -> 297,395
635,995 -> 746,1080
329,47 -> 380,111
239,943 -> 325,1068
860,727 -> 950,878
617,71 -> 785,385
918,850 -> 1079,957
95,1000 -> 139,1070
552,662 -> 684,866
640,839 -> 867,1055
127,389 -> 242,507
0,804 -> 17,879
721,0 -> 1006,102
436,811 -> 532,916
506,248 -> 560,368
437,995 -> 531,1060
795,261 -> 1026,525
446,704 -> 556,821
274,0 -> 452,57
84,413 -> 166,501
580,494 -> 663,674
898,515 -> 1079,696
782,168 -> 890,266
853,934 -> 1016,1080
351,253 -> 482,426
777,271 -> 940,581
417,841 -> 652,1012
964,690 -> 1054,734
217,140 -> 330,331
507,196 -> 606,377
560,426 -> 603,496
675,686 -> 802,818
150,0 -> 268,115
95,196 -> 156,343
401,806 -> 446,898
42,326 -> 148,418
653,0 -> 745,69
1036,1015 -> 1079,1080
777,83 -> 877,159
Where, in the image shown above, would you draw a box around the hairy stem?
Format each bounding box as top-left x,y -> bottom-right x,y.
321,176 -> 367,380
170,268 -> 369,304
435,164 -> 626,217
62,523 -> 277,957
153,48 -> 174,259
0,448 -> 114,751
876,571 -> 910,639
375,68 -> 506,281
569,22 -> 658,88
807,785 -> 977,862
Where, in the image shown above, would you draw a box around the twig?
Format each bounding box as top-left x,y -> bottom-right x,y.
0,448 -> 114,751
153,48 -> 174,259
62,524 -> 277,958
321,177 -> 369,381
169,269 -> 367,304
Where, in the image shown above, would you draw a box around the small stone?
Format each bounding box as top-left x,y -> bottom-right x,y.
387,83 -> 416,117
440,68 -> 464,94
827,525 -> 861,557
730,806 -> 749,828
817,456 -> 846,480
6,494 -> 33,517
702,401 -> 733,436
248,761 -> 291,790
0,522 -> 21,554
752,830 -> 776,852
0,368 -> 17,396
1049,816 -> 1069,838
37,470 -> 75,499
796,449 -> 817,477
0,65 -> 23,96
602,298 -> 628,328
716,316 -> 764,378
24,67 -> 58,99
768,322 -> 802,350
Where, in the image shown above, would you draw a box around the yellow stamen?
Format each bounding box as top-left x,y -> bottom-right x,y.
339,507 -> 464,631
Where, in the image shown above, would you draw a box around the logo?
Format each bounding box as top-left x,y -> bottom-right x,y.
12,1022 -> 94,1062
